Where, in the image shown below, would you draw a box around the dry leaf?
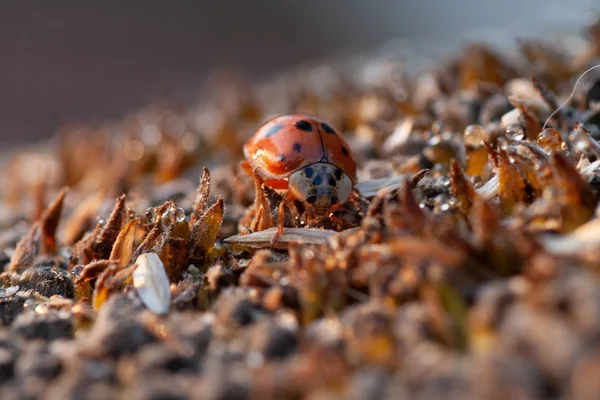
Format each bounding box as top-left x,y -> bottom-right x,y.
190,167 -> 211,227
189,197 -> 224,261
40,187 -> 68,254
8,222 -> 41,272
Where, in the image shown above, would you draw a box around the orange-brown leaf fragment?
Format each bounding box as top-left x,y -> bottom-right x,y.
40,187 -> 68,254
189,197 -> 224,261
9,222 -> 41,272
497,146 -> 526,215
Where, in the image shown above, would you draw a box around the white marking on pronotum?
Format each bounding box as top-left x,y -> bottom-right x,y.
543,64 -> 600,130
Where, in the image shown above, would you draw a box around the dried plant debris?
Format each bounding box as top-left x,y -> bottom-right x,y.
7,19 -> 600,399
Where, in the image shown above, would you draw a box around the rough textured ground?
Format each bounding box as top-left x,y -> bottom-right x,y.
3,16 -> 600,400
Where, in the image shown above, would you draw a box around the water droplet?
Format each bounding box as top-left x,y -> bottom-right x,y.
161,207 -> 175,230
464,124 -> 485,146
440,203 -> 451,211
145,207 -> 157,224
505,124 -> 524,141
175,207 -> 186,223
538,128 -> 563,153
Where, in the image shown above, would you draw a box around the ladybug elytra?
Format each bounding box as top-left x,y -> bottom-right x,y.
242,114 -> 358,242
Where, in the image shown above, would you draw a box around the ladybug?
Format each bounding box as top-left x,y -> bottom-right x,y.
242,114 -> 357,241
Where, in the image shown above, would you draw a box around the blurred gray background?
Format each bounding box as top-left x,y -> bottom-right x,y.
0,0 -> 598,147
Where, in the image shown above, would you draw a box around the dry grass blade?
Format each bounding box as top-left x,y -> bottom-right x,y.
225,227 -> 339,250
40,187 -> 68,254
93,194 -> 127,259
189,197 -> 224,260
8,222 -> 41,272
190,167 -> 211,227
133,253 -> 171,315
109,218 -> 141,268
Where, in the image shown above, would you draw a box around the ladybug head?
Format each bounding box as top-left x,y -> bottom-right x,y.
288,162 -> 353,215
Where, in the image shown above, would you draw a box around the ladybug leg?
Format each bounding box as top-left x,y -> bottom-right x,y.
271,191 -> 295,246
349,189 -> 367,214
251,175 -> 273,231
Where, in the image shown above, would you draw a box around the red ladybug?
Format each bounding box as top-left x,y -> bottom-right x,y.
242,114 -> 357,241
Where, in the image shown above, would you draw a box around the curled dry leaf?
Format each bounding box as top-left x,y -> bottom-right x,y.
40,187 -> 68,254
225,227 -> 343,251
132,252 -> 171,315
109,218 -> 142,268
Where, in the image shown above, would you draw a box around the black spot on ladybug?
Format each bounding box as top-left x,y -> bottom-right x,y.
304,166 -> 314,178
306,195 -> 317,204
313,175 -> 323,185
295,120 -> 313,132
341,146 -> 349,156
328,174 -> 336,186
321,123 -> 336,134
331,196 -> 338,205
265,124 -> 284,138
334,168 -> 343,180
293,142 -> 302,153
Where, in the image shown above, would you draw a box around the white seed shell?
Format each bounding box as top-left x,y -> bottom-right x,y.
133,252 -> 171,315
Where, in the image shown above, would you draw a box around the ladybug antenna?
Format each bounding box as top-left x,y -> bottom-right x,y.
543,64 -> 600,130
